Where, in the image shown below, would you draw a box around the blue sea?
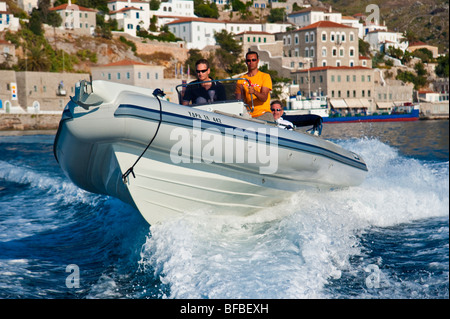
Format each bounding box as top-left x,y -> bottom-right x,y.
0,120 -> 448,301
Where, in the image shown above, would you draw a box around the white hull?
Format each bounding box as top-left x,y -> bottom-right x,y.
54,80 -> 367,225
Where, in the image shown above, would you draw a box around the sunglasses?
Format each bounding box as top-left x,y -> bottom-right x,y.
271,108 -> 282,112
246,59 -> 258,63
196,69 -> 208,73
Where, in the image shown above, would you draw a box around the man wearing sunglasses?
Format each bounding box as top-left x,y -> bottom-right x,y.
236,51 -> 272,119
270,100 -> 294,130
181,59 -> 226,106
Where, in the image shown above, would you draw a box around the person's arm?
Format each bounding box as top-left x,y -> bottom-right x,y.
248,85 -> 270,103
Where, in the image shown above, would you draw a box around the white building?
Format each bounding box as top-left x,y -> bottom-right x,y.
364,29 -> 408,53
167,18 -> 291,50
0,1 -> 20,32
153,0 -> 195,18
91,59 -> 181,101
287,6 -> 342,29
107,0 -> 150,36
17,0 -> 39,14
50,1 -> 97,35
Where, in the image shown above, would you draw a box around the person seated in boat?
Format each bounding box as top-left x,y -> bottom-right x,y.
270,100 -> 294,130
235,51 -> 273,119
181,59 -> 226,106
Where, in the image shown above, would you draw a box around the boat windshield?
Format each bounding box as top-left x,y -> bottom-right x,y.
176,78 -> 253,111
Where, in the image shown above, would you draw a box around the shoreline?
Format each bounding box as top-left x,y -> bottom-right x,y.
0,129 -> 57,136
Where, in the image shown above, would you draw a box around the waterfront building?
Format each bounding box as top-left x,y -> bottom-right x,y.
279,21 -> 360,68
91,59 -> 181,101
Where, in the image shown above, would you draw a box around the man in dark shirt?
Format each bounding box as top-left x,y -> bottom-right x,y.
182,59 -> 226,105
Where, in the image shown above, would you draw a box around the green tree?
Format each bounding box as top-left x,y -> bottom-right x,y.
194,0 -> 219,19
29,10 -> 43,36
20,44 -> 51,71
149,0 -> 161,10
47,10 -> 62,49
268,8 -> 286,23
435,55 -> 449,78
214,30 -> 245,76
358,38 -> 371,57
411,48 -> 433,63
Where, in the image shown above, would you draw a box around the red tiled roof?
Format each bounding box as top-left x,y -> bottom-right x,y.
297,21 -> 354,31
50,4 -> 97,12
110,6 -> 142,14
409,41 -> 429,47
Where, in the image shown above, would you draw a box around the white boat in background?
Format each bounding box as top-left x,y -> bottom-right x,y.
53,79 -> 368,225
285,93 -> 329,119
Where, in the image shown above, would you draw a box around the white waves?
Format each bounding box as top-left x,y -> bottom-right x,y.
138,138 -> 449,299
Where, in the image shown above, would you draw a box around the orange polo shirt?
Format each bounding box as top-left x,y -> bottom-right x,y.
237,71 -> 272,118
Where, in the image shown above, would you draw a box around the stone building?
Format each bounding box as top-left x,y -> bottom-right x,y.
91,59 -> 181,102
278,21 -> 360,68
14,71 -> 91,112
50,0 -> 97,35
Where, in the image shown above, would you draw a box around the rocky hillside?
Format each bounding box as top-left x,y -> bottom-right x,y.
320,0 -> 449,54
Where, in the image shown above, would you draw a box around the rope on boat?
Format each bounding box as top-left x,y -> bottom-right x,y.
122,89 -> 165,184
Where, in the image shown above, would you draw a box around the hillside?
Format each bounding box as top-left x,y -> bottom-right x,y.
320,0 -> 449,54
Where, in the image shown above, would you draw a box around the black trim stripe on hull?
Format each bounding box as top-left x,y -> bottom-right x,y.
114,104 -> 368,172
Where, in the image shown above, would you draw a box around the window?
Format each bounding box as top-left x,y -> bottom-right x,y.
339,48 -> 344,57
310,32 -> 314,43
331,75 -> 335,82
361,75 -> 365,82
347,90 -> 350,98
353,75 -> 356,82
305,48 -> 309,57
332,48 -> 337,57
337,75 -> 341,82
331,32 -> 335,42
322,48 -> 327,57
319,75 -> 323,83
350,48 -> 355,57
346,75 -> 350,82
367,75 -> 371,82
108,73 -> 111,80
305,34 -> 309,43
368,90 -> 371,97
127,72 -> 130,79
353,90 -> 356,97
310,47 -> 314,57
322,32 -> 326,42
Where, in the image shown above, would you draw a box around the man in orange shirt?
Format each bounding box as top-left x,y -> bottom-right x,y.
236,51 -> 272,118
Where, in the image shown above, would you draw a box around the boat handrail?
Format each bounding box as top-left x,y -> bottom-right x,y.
175,77 -> 254,112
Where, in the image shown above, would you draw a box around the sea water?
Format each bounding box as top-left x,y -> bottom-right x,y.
0,121 -> 448,299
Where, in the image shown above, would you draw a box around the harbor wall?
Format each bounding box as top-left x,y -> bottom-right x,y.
0,113 -> 61,131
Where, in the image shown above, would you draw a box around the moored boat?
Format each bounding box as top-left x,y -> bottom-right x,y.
53,79 -> 368,225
